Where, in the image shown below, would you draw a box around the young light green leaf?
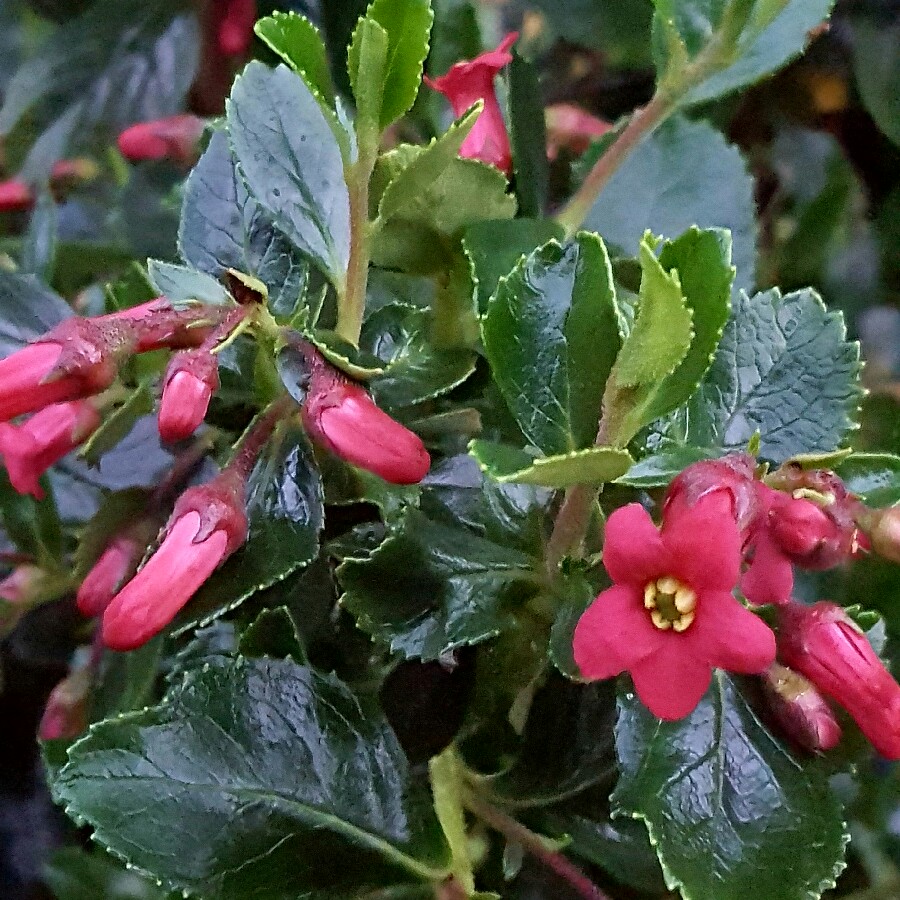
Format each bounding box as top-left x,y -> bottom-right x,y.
254,12 -> 333,101
147,260 -> 230,307
227,62 -> 351,286
613,674 -> 848,900
53,658 -> 452,898
482,233 -> 621,456
348,18 -> 390,138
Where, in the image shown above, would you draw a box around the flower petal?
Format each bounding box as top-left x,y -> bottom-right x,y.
573,584 -> 661,680
692,590 -> 776,674
630,643 -> 713,721
664,494 -> 742,591
602,503 -> 668,585
741,531 -> 794,606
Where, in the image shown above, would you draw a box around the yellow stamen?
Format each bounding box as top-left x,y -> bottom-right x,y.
650,609 -> 672,630
644,575 -> 697,632
644,583 -> 657,609
656,575 -> 680,595
674,586 -> 697,614
672,612 -> 695,632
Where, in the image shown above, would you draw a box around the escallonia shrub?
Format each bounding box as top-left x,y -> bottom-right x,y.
0,1 -> 898,899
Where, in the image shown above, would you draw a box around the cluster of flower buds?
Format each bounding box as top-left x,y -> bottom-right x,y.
0,158 -> 99,213
117,114 -> 205,166
425,33 -> 519,176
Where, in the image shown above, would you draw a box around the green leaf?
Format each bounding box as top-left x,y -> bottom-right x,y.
507,49 -> 549,218
835,453 -> 900,508
469,440 -> 633,488
583,116 -> 757,293
90,638 -> 164,722
239,606 -> 306,663
656,288 -> 862,461
463,218 -> 564,315
678,0 -> 836,106
549,573 -> 596,678
853,19 -> 900,147
615,445 -> 716,488
348,18 -> 390,137
179,131 -> 310,319
361,303 -> 477,409
227,62 -> 350,286
613,673 -> 848,900
45,846 -> 172,900
53,658 -> 451,898
482,232 -> 621,455
0,272 -> 71,357
349,0 -> 434,129
254,12 -> 333,101
0,469 -> 63,566
173,422 -> 324,634
79,382 -> 154,465
21,191 -> 57,280
147,260 -> 230,307
0,0 -> 198,180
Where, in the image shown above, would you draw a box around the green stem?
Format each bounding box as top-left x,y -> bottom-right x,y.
463,792 -> 611,900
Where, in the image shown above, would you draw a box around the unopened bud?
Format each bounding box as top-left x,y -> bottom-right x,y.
39,666 -> 91,742
859,506 -> 900,564
217,0 -> 257,56
118,114 -> 205,166
77,532 -> 148,618
158,350 -> 219,443
761,663 -> 841,753
0,179 -> 34,212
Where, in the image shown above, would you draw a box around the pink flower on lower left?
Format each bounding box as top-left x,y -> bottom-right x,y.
573,497 -> 776,720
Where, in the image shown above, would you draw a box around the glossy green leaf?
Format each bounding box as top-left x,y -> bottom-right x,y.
613,673 -> 848,900
0,272 -> 71,357
361,303 -> 476,408
254,12 -> 333,101
174,422 -> 324,634
53,658 -> 451,898
227,62 -> 350,286
179,131 -> 310,319
45,846 -> 173,900
469,440 -> 633,488
90,637 -> 164,722
147,260 -> 230,307
583,116 -> 756,293
0,469 -> 63,566
348,18 -> 390,137
482,233 -> 621,455
615,445 -> 716,488
79,382 -> 154,465
239,606 -> 306,663
507,49 -> 548,218
835,453 -> 900,508
348,0 -> 434,129
656,287 -> 862,461
0,0 -> 198,180
853,19 -> 900,147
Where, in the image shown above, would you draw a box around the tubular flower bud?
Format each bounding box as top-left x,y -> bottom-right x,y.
0,400 -> 100,497
301,351 -> 430,485
0,564 -> 53,634
778,601 -> 900,759
545,103 -> 613,159
217,0 -> 257,56
158,350 -> 219,443
0,179 -> 35,212
573,496 -> 775,720
39,666 -> 91,742
761,663 -> 842,754
858,505 -> 900,564
102,476 -> 248,651
77,533 -> 147,618
99,298 -> 215,352
117,114 -> 205,166
424,33 -> 518,175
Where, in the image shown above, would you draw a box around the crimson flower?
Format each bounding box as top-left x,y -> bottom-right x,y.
158,349 -> 219,443
0,400 -> 100,497
573,497 -> 776,720
425,33 -> 518,175
117,114 -> 205,165
778,601 -> 900,759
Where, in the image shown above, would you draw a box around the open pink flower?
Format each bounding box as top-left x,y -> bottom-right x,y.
573,497 -> 776,720
425,33 -> 518,175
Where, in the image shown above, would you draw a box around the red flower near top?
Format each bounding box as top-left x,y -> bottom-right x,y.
425,33 -> 518,175
573,497 -> 776,720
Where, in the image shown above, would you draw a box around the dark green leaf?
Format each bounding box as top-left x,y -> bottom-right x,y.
53,658 -> 451,898
656,287 -> 862,461
469,440 -> 633,488
79,383 -> 154,465
21,191 -> 57,280
227,62 -> 350,285
0,0 -> 198,180
90,638 -> 164,722
613,673 -> 848,900
462,218 -> 564,315
615,445 -> 716,488
45,846 -> 172,900
349,0 -> 434,129
507,49 -> 548,218
239,606 -> 306,663
548,573 -> 596,678
174,422 -> 324,634
853,19 -> 900,147
361,303 -> 476,409
835,453 -> 900,508
254,12 -> 333,102
179,131 -> 311,319
482,233 -> 621,455
0,272 -> 71,357
0,469 -> 63,565
583,116 -> 756,293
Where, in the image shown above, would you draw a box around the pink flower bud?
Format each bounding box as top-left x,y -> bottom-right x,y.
0,179 -> 35,212
425,33 -> 518,175
117,114 -> 205,166
102,476 -> 248,650
49,158 -> 99,190
761,662 -> 842,753
545,103 -> 613,159
77,533 -> 146,618
664,453 -> 760,537
859,505 -> 900,564
301,354 -> 430,485
778,601 -> 900,759
217,0 -> 257,56
0,400 -> 100,497
158,350 -> 219,443
99,298 -> 214,352
0,564 -> 48,633
39,668 -> 90,742
767,491 -> 858,570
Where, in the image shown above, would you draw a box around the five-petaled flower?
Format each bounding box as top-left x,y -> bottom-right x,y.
573,497 -> 776,720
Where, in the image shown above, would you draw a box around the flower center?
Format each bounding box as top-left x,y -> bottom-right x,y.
643,575 -> 697,632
